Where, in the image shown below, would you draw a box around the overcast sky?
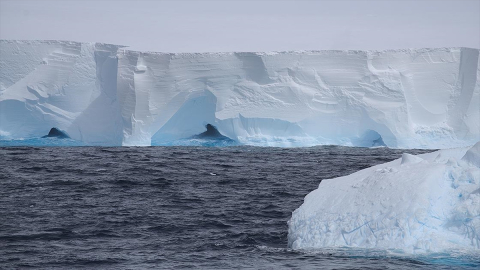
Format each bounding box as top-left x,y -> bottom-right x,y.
1,0 -> 479,52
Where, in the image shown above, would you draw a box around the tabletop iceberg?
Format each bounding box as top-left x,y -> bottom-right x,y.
288,142 -> 480,254
1,40 -> 479,147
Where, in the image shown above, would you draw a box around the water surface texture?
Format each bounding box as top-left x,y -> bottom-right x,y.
1,146 -> 477,269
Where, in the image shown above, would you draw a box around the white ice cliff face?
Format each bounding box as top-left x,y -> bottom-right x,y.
288,142 -> 480,254
0,41 -> 124,145
1,40 -> 479,147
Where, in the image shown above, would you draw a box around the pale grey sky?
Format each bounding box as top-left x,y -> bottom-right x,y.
1,0 -> 479,52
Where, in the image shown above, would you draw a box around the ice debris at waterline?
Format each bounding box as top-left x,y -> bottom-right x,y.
41,127 -> 70,138
1,40 -> 479,147
288,141 -> 480,254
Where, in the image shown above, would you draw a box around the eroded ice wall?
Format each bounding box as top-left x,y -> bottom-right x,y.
1,40 -> 479,147
0,40 -> 124,145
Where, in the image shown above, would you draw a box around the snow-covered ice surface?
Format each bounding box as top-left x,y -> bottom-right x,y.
288,141 -> 480,254
1,40 -> 479,147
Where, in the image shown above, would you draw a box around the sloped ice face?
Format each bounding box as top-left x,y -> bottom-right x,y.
288,142 -> 480,254
0,41 -> 124,145
1,40 -> 479,147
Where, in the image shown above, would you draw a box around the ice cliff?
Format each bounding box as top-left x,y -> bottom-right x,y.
1,40 -> 479,147
288,142 -> 480,253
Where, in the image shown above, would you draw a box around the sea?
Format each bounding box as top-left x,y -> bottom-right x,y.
1,141 -> 479,269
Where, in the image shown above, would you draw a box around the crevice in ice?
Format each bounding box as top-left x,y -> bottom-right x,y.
66,46 -> 123,146
447,48 -> 479,139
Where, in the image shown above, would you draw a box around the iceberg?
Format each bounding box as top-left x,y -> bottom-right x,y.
1,40 -> 479,147
288,141 -> 480,254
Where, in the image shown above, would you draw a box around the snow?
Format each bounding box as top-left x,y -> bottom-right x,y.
400,153 -> 424,165
288,142 -> 480,254
1,40 -> 479,147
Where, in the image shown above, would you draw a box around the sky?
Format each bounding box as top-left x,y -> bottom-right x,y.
0,0 -> 479,52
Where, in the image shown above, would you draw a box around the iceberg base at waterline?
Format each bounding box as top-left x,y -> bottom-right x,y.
0,137 -> 86,147
288,142 -> 480,254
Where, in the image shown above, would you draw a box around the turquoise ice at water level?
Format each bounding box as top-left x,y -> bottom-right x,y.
0,137 -> 240,147
0,137 -> 87,147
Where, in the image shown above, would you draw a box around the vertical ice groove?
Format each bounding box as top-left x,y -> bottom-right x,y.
116,50 -> 138,144
447,48 -> 479,139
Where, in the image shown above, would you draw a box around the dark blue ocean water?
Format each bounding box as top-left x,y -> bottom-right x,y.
1,144 -> 478,269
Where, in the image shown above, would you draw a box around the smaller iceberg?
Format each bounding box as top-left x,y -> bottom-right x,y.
288,142 -> 480,254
